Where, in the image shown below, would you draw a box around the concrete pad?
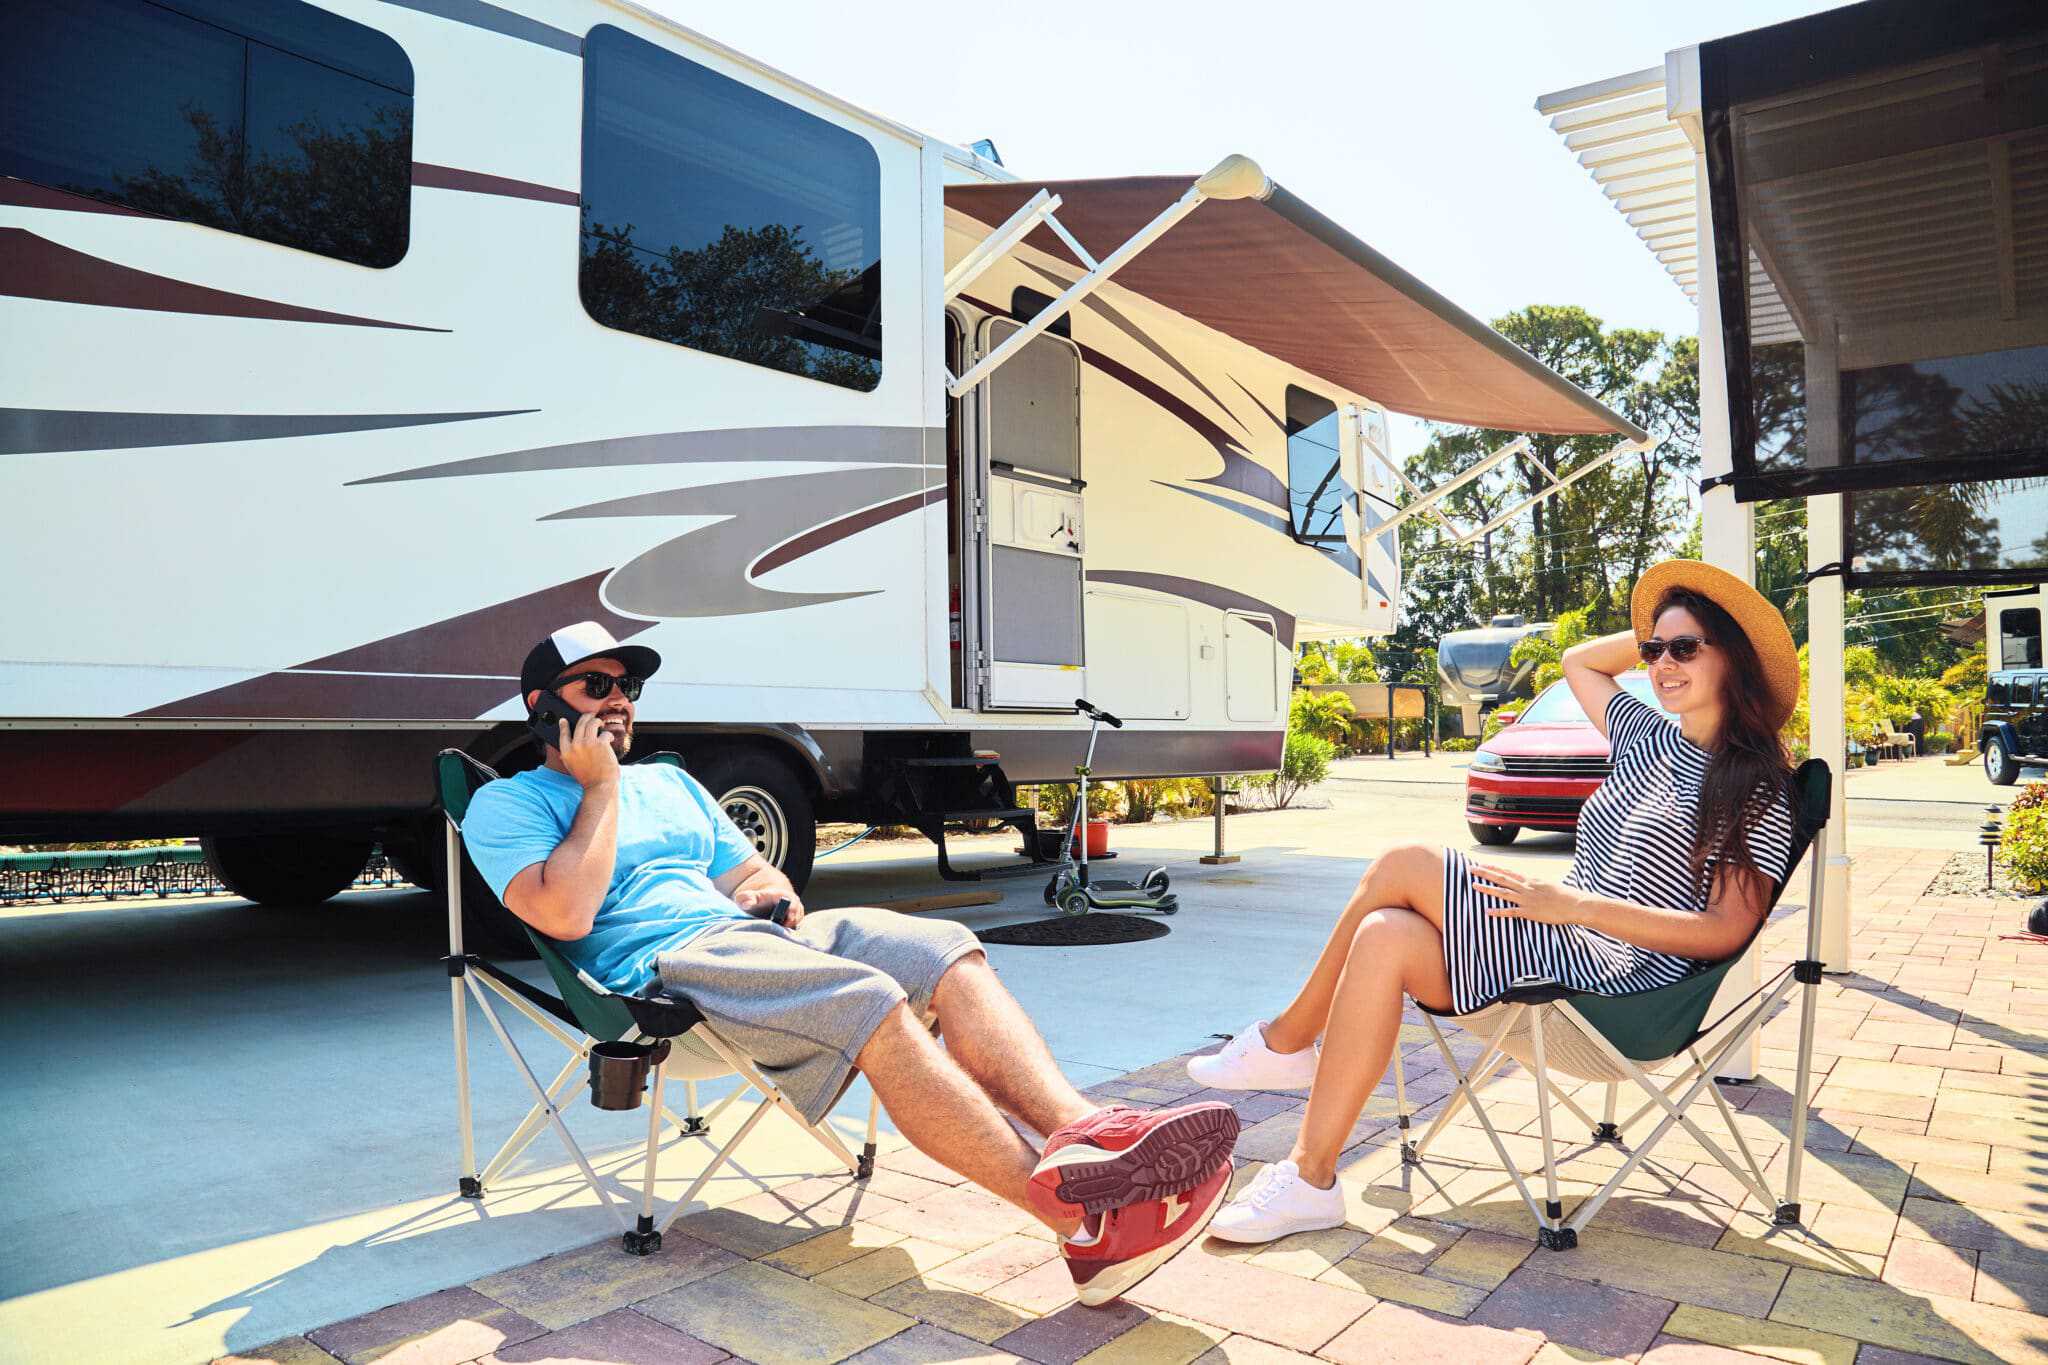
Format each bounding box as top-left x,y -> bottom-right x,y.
1316,1259 -> 1486,1316
1318,1301 -> 1540,1365
1074,1311 -> 1227,1365
637,1261 -> 913,1364
1123,1243 -> 1372,1351
1658,1304 -> 1857,1365
467,1233 -> 737,1331
1468,1266 -> 1675,1359
1769,1266 -> 2048,1365
475,1308 -> 728,1364
306,1286 -> 544,1364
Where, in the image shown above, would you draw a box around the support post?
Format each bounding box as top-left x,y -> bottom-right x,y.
1200,777 -> 1240,865
1686,99 -> 1762,1081
1806,320 -> 1852,975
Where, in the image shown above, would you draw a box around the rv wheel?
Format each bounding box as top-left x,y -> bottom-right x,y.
201,832 -> 374,908
695,752 -> 817,892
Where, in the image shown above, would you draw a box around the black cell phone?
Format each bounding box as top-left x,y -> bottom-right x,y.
527,691 -> 581,750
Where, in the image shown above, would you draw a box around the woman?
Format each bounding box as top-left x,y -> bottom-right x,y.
1195,561 -> 1802,1243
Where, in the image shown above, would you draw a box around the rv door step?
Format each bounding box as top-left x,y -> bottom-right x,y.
869,747 -> 1050,883
896,756 -> 1003,768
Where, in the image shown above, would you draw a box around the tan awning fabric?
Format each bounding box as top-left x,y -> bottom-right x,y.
946,176 -> 1648,441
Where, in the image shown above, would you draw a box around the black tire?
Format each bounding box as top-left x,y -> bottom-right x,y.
1057,889 -> 1090,916
1044,873 -> 1063,907
1143,867 -> 1171,894
202,832 -> 373,908
693,749 -> 817,892
1986,736 -> 2020,786
1469,822 -> 1520,847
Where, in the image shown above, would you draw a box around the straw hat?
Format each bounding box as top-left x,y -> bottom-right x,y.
1631,559 -> 1800,729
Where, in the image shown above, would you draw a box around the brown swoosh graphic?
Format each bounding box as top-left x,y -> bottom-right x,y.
0,229 -> 447,332
139,572 -> 646,719
755,486 -> 946,576
413,163 -> 579,207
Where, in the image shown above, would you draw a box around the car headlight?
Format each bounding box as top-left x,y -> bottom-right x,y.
1469,750 -> 1505,772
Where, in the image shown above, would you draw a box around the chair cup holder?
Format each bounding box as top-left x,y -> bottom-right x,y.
589,1039 -> 669,1111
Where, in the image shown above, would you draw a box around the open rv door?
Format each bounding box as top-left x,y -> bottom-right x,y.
974,317 -> 1087,710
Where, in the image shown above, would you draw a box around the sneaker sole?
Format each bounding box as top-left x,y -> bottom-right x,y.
1074,1168 -> 1231,1307
1184,1056 -> 1317,1091
1031,1106 -> 1240,1218
1204,1201 -> 1348,1245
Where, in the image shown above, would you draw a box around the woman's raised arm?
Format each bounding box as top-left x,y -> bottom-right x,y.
1561,631 -> 1641,740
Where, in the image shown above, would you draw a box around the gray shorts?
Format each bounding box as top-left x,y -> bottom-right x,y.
656,908 -> 982,1125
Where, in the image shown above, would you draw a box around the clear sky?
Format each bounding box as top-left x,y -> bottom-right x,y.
663,0 -> 1847,367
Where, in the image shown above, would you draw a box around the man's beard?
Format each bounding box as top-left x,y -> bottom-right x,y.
607,722 -> 634,758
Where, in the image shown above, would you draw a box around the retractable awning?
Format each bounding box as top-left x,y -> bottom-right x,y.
944,175 -> 1648,442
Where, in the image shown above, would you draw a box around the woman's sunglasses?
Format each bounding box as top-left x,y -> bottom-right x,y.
554,672 -> 645,701
1638,636 -> 1709,664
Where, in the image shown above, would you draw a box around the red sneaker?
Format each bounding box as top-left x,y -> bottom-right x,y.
1027,1101 -> 1239,1222
1061,1159 -> 1231,1307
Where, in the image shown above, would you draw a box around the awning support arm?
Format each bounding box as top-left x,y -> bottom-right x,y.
946,154 -> 1272,400
1371,436 -> 1532,540
1453,436 -> 1659,546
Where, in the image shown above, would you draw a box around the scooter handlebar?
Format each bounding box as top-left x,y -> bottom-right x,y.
1074,698 -> 1123,728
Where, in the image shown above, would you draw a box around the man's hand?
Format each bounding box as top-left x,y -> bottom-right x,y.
1468,862 -> 1587,926
558,711 -> 621,790
735,886 -> 805,929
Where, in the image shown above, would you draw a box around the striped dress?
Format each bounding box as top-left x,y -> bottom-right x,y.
1441,689 -> 1798,1015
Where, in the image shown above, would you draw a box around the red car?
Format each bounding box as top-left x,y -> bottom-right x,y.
1464,671 -> 1665,846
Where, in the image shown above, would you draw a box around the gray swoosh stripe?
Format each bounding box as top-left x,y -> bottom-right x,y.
549,467 -> 927,618
1159,481 -> 1291,534
1,406 -> 535,455
377,0 -> 581,55
349,425 -> 942,485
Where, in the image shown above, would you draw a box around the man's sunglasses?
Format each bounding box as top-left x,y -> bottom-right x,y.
1638,636 -> 1709,664
553,672 -> 645,701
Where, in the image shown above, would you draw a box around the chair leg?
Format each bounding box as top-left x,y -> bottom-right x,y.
1593,1082 -> 1621,1144
1527,1007 -> 1574,1251
1424,1007 -> 1553,1235
447,820 -> 480,1199
467,977 -> 628,1233
861,1090 -> 880,1180
1391,1040 -> 1415,1164
682,1079 -> 708,1136
624,1057 -> 666,1256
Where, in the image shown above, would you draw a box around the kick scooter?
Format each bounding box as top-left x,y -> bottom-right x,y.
1042,698 -> 1178,916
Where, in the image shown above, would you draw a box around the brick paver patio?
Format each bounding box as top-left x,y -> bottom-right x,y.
225,846 -> 2048,1365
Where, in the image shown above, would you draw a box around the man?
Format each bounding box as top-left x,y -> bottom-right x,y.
463,623 -> 1237,1306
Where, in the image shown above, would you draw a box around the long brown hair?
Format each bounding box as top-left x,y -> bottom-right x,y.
1654,586 -> 1794,885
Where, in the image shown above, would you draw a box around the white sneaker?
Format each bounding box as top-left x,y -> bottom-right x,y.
1207,1160 -> 1347,1244
1186,1020 -> 1317,1091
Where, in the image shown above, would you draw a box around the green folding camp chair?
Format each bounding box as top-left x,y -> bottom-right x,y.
438,749 -> 880,1255
1389,759 -> 1833,1250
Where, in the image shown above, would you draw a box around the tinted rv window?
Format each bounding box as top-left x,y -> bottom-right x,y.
579,25 -> 883,391
0,0 -> 413,269
2002,608 -> 2042,670
1286,387 -> 1349,545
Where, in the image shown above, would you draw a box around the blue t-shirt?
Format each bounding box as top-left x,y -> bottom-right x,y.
463,763 -> 757,994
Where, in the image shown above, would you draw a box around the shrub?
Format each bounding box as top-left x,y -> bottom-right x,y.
1121,778 -> 1211,823
1925,731 -> 1955,754
1243,732 -> 1334,810
1441,737 -> 1477,752
1022,780 -> 1120,826
2001,803 -> 2048,892
2009,781 -> 2048,813
1290,689 -> 1357,746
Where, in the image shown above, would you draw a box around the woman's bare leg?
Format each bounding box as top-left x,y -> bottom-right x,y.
1288,907 -> 1454,1187
1265,844 -> 1450,1054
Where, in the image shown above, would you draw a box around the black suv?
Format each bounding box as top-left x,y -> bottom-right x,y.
1982,670 -> 2048,784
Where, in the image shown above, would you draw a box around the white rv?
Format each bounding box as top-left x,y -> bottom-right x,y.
0,0 -> 1642,939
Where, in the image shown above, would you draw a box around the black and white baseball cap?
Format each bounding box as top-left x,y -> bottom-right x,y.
519,622 -> 661,700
